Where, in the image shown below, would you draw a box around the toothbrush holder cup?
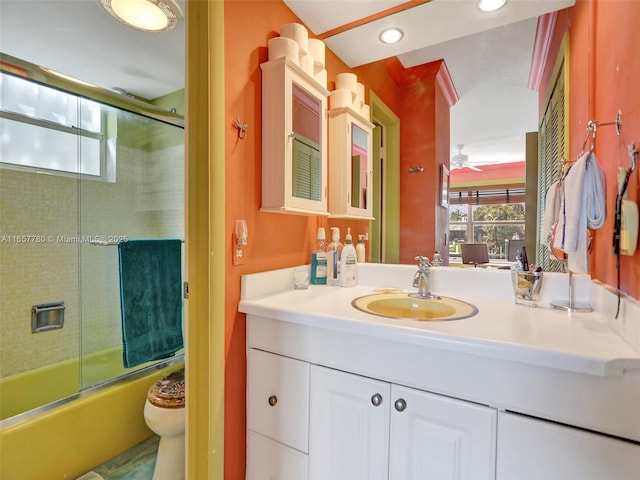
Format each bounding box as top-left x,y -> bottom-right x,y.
511,269 -> 544,307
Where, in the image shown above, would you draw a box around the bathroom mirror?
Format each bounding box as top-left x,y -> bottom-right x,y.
292,83 -> 323,202
3,2 -> 544,274
350,123 -> 369,210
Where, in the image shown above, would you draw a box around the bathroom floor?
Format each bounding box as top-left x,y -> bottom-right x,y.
90,435 -> 159,480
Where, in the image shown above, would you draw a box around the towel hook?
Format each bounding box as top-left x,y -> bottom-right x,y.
234,117 -> 248,140
579,110 -> 622,155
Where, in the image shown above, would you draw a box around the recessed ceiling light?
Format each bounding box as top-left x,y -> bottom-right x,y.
477,0 -> 507,12
99,0 -> 182,33
379,28 -> 404,44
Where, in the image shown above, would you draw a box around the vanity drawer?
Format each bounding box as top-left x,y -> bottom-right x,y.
247,431 -> 308,480
247,348 -> 310,452
497,412 -> 640,479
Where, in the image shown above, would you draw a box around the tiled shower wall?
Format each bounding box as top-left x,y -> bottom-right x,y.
0,115 -> 183,378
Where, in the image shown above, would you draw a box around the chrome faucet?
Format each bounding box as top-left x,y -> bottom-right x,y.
411,255 -> 439,299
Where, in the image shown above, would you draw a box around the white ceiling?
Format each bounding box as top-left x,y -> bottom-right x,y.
0,0 -> 186,100
0,0 -> 575,166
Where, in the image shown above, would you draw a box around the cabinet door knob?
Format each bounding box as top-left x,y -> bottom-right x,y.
268,395 -> 278,407
371,393 -> 383,407
394,398 -> 407,412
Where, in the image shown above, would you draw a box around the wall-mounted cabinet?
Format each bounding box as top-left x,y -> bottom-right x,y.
261,58 -> 329,215
328,107 -> 374,219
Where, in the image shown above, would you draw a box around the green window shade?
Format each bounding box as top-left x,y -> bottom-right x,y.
292,135 -> 321,201
536,61 -> 566,272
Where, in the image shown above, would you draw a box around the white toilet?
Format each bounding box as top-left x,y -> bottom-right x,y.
143,367 -> 185,480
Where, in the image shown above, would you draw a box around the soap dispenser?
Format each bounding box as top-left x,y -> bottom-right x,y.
326,227 -> 343,286
356,235 -> 366,263
311,227 -> 328,285
340,228 -> 358,287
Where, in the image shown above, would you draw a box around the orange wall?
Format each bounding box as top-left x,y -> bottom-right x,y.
396,68 -> 451,264
450,161 -> 526,185
541,0 -> 640,300
398,77 -> 436,263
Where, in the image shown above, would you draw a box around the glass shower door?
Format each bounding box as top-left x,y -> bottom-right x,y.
78,103 -> 185,389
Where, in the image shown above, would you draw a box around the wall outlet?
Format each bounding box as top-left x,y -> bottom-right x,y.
233,219 -> 248,265
232,235 -> 246,266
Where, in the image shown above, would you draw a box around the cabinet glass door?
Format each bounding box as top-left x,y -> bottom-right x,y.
292,84 -> 322,202
350,123 -> 369,209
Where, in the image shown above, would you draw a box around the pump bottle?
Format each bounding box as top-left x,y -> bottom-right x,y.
340,228 -> 358,287
326,227 -> 343,286
310,227 -> 328,285
356,235 -> 366,263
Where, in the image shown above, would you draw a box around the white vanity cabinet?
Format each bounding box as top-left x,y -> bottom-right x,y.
246,348 -> 310,480
388,384 -> 496,479
241,265 -> 640,480
328,107 -> 374,219
261,57 -> 330,215
308,365 -> 391,480
497,411 -> 640,480
308,365 -> 496,480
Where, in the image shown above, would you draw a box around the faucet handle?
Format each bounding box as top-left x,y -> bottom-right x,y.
414,255 -> 431,268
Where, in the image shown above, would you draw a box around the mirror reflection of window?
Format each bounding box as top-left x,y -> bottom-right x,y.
292,83 -> 321,201
351,123 -> 368,209
448,203 -> 525,263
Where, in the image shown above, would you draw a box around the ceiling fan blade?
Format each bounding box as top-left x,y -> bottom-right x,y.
469,165 -> 483,172
468,160 -> 501,165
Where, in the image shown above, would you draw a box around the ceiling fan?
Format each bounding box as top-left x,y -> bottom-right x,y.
451,144 -> 483,171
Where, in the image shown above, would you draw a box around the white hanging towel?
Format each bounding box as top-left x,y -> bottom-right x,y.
553,151 -> 606,274
541,180 -> 560,249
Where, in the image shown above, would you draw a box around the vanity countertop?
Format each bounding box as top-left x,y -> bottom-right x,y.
239,264 -> 640,378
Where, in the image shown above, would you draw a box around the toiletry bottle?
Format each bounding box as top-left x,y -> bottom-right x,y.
340,228 -> 358,287
356,235 -> 366,263
326,227 -> 343,286
310,227 -> 328,285
520,246 -> 529,271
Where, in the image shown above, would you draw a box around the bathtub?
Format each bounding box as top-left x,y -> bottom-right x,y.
1,345 -> 184,420
0,349 -> 183,480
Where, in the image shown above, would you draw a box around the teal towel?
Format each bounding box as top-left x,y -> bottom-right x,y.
118,239 -> 183,368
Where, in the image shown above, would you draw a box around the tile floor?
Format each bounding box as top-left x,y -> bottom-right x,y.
89,435 -> 159,480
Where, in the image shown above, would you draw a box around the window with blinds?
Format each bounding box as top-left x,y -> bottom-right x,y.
536,56 -> 567,272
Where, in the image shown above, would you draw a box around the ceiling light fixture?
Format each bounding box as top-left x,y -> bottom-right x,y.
99,0 -> 182,33
379,28 -> 404,44
477,0 -> 507,12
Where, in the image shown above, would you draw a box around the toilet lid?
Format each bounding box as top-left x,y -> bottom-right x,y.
147,367 -> 185,408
